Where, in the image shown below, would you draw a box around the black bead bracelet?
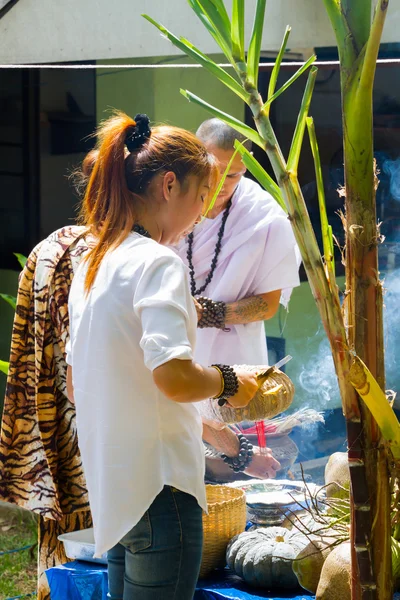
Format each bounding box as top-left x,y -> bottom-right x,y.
211,364 -> 239,406
221,434 -> 254,473
197,296 -> 228,330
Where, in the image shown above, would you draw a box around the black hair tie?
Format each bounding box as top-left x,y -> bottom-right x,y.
125,113 -> 151,152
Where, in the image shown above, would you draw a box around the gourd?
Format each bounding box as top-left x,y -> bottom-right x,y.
226,526 -> 308,589
208,367 -> 295,425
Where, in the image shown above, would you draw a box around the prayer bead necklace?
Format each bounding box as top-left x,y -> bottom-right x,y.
186,200 -> 232,296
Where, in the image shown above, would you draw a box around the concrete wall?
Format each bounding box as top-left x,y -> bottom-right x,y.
39,68 -> 95,237
96,55 -> 244,129
1,0 -> 400,64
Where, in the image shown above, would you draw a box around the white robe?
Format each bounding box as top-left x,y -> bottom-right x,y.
176,177 -> 301,370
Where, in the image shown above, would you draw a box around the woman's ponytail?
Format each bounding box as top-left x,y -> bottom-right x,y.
80,112 -> 140,292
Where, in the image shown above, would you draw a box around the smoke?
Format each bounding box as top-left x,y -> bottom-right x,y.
298,337 -> 339,407
384,268 -> 400,405
383,158 -> 400,202
295,272 -> 400,410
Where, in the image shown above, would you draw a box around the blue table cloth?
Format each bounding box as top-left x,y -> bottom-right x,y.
45,561 -> 314,600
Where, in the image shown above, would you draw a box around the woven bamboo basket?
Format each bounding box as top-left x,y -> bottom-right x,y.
200,484 -> 247,578
207,366 -> 295,425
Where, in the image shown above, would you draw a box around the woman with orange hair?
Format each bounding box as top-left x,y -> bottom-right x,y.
66,112 -> 258,600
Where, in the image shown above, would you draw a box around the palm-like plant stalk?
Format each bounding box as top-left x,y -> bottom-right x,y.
323,2 -> 391,599
143,2 -> 392,597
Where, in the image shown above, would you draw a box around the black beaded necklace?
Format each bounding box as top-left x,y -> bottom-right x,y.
186,199 -> 232,296
132,223 -> 151,239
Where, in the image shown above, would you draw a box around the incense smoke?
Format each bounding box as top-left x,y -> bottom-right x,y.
383,158 -> 400,202
298,337 -> 339,407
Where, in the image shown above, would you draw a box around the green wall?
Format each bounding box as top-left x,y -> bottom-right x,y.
96,55 -> 244,131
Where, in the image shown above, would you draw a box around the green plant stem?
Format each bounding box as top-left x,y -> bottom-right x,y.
262,55 -> 316,110
342,0 -> 372,52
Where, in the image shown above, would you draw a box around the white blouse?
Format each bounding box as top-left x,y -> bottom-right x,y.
67,233 -> 207,557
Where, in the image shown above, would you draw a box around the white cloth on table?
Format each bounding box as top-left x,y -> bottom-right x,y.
67,233 -> 207,557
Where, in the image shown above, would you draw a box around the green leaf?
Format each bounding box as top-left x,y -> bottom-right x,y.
231,0 -> 245,63
247,0 -> 267,88
306,116 -> 335,280
392,537 -> 400,585
263,54 -> 317,109
180,89 -> 265,148
187,0 -> 235,66
266,25 -> 291,115
349,356 -> 400,459
0,293 -> 17,310
0,360 -> 9,375
142,16 -> 249,102
234,140 -> 287,212
198,0 -> 231,33
205,147 -> 240,216
287,66 -> 318,173
14,253 -> 27,269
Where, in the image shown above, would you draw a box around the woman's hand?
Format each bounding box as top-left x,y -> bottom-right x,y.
226,368 -> 259,409
244,446 -> 281,479
193,297 -> 203,323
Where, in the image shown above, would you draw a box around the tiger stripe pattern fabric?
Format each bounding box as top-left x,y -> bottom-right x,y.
0,226 -> 93,599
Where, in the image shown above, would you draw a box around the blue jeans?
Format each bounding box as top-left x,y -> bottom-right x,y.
107,486 -> 203,600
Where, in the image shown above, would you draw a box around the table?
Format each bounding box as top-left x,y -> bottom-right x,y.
45,561 -> 314,600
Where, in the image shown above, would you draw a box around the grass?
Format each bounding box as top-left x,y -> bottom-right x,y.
0,510 -> 38,599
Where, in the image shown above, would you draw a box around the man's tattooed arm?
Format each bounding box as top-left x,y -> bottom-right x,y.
202,422 -> 240,457
224,290 -> 281,325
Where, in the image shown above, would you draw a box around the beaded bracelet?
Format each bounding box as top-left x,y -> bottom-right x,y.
211,364 -> 239,407
197,296 -> 229,331
221,434 -> 254,473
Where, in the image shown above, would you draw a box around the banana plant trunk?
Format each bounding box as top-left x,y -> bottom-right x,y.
325,1 -> 391,599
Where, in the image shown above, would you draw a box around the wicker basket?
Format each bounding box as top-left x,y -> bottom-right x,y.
200,484 -> 247,578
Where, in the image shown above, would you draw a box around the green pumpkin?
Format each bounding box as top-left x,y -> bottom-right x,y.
226,526 -> 308,589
